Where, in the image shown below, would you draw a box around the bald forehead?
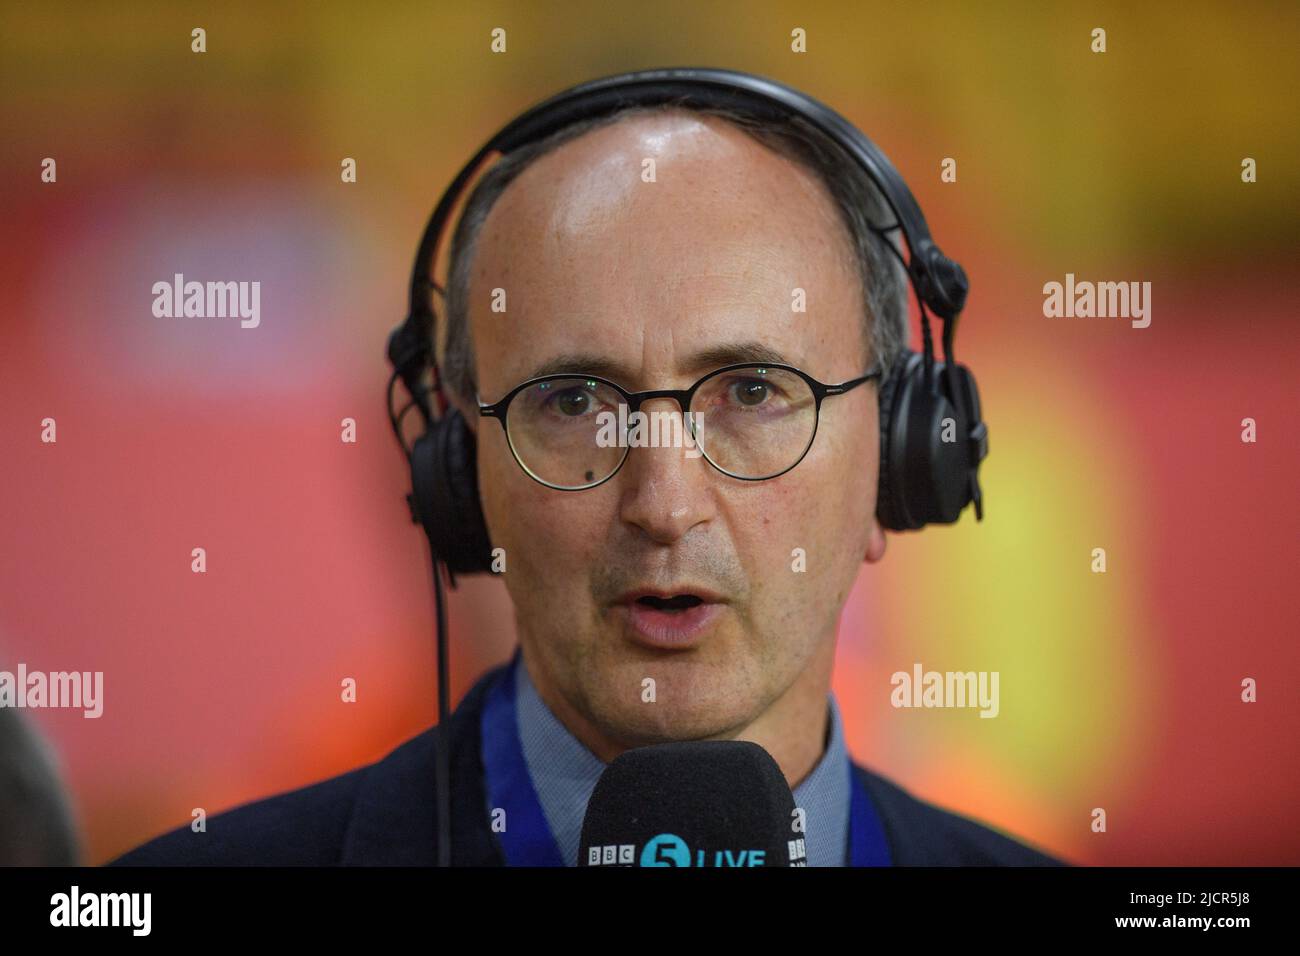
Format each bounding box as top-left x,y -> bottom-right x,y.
466,109 -> 866,394
481,111 -> 852,268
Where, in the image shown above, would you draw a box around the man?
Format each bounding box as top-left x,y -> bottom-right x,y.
112,95 -> 1062,867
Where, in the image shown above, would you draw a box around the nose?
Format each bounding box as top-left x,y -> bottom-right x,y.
616,397 -> 715,545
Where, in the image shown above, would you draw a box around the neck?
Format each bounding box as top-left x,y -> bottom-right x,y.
520,640 -> 835,792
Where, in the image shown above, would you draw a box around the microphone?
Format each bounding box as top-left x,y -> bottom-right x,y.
578,740 -> 806,866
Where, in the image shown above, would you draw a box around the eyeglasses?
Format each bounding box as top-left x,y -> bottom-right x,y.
477,362 -> 882,490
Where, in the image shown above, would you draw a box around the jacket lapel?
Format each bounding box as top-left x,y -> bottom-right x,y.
340,663 -> 510,865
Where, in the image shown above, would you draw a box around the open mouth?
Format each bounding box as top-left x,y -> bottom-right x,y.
634,594 -> 704,613
620,591 -> 723,649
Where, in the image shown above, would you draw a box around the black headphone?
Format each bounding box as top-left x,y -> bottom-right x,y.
385,67 -> 989,864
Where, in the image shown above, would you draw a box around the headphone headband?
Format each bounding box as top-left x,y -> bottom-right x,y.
490,69 -> 967,319
391,67 -> 970,397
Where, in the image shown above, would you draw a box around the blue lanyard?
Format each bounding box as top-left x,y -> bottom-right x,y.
481,655 -> 891,867
848,753 -> 892,866
480,653 -> 566,866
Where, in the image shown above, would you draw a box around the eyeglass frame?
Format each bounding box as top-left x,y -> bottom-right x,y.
476,361 -> 883,491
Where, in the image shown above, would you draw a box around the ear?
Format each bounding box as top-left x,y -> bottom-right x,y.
863,516 -> 887,563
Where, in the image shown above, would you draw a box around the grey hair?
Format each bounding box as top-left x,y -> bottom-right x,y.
439,101 -> 911,407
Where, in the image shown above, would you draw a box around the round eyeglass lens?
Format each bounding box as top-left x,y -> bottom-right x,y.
505,377 -> 629,488
689,366 -> 818,478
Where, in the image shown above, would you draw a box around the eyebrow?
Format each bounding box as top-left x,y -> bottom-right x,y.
521,340 -> 793,385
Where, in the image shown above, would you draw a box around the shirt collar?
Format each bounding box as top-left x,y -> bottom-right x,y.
513,651 -> 852,866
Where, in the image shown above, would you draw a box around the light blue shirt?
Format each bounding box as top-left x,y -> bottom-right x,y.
512,653 -> 852,866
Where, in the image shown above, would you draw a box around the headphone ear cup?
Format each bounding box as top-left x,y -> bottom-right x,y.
877,350 -> 983,531
409,406 -> 494,575
875,350 -> 913,532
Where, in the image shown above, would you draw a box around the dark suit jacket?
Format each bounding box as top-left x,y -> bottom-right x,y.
109,661 -> 1065,866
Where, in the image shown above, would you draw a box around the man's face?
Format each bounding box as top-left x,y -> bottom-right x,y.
457,111 -> 886,749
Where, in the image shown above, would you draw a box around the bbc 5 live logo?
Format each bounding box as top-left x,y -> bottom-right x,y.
587,833 -> 807,866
